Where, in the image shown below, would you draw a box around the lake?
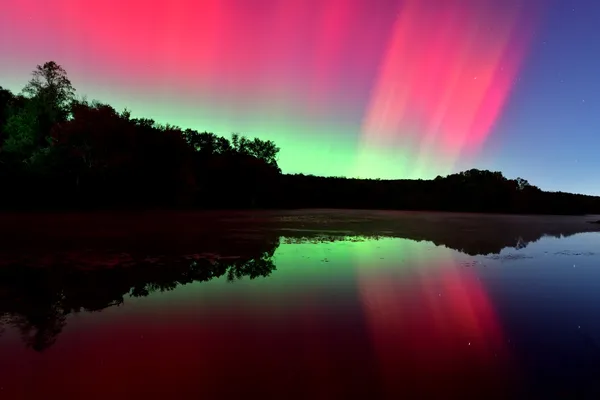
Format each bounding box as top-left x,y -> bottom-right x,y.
1,210 -> 600,399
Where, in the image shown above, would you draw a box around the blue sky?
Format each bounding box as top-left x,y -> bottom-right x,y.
481,0 -> 600,194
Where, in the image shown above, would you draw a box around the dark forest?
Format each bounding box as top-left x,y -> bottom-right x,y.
1,61 -> 599,214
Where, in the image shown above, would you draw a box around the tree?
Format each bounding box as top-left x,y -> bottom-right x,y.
1,108 -> 38,162
0,87 -> 28,147
21,61 -> 76,147
184,130 -> 220,155
247,137 -> 280,167
0,86 -> 14,130
50,100 -> 136,186
515,177 -> 530,191
22,61 -> 75,114
0,87 -> 13,148
230,132 -> 280,168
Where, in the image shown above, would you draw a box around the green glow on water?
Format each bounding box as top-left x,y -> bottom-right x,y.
125,236 -> 459,313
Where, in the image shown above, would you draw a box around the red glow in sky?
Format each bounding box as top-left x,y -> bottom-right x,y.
1,0 -> 539,179
360,0 -> 537,175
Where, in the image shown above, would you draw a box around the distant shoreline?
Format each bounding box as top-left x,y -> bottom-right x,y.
1,210 -> 598,258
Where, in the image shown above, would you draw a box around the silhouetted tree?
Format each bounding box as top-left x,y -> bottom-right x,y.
231,132 -> 280,168
1,62 -> 75,168
0,86 -> 14,141
22,61 -> 75,122
515,177 -> 530,191
1,103 -> 38,162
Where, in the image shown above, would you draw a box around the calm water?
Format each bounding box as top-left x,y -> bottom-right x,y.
1,213 -> 600,399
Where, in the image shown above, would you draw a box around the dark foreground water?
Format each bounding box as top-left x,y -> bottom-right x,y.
1,211 -> 600,399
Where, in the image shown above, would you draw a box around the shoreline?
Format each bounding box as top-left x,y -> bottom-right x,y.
0,210 -> 598,258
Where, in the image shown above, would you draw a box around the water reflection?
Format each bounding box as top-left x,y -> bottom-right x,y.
0,226 -> 587,354
1,216 -> 600,398
0,248 -> 278,352
355,241 -> 512,396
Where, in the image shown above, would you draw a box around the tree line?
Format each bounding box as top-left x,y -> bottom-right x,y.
1,61 -> 599,214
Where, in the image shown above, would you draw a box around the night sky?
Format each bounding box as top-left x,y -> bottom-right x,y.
1,0 -> 598,194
